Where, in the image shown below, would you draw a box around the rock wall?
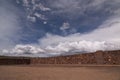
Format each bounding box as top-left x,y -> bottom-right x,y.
0,58 -> 30,65
0,50 -> 120,65
31,50 -> 120,65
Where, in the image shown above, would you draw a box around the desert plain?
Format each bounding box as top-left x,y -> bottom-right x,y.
0,65 -> 120,80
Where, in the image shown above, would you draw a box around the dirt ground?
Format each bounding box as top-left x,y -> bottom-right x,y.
0,65 -> 120,80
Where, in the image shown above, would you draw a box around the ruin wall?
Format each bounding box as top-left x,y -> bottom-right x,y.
0,50 -> 120,65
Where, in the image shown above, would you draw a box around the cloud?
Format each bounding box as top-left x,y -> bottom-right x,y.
27,15 -> 36,22
2,40 -> 120,57
60,22 -> 70,31
33,3 -> 51,11
48,0 -> 119,16
4,45 -> 44,54
2,11 -> 120,56
2,45 -> 47,57
45,41 -> 107,53
17,0 -> 51,22
1,0 -> 120,57
37,15 -> 120,55
0,0 -> 21,50
3,16 -> 120,56
34,13 -> 47,20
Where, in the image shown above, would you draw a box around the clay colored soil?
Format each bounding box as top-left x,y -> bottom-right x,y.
0,66 -> 120,80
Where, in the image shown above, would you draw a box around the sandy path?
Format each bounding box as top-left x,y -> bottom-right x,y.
0,66 -> 120,80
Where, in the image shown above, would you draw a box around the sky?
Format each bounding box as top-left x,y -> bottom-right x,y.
0,0 -> 120,57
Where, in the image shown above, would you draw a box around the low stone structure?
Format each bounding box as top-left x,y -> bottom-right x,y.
0,58 -> 30,65
31,50 -> 120,65
0,50 -> 120,65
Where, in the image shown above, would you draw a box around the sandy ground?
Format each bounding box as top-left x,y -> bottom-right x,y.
0,65 -> 120,80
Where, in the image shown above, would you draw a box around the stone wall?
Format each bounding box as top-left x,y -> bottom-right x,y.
31,50 -> 120,65
0,50 -> 120,65
102,50 -> 120,64
0,58 -> 30,65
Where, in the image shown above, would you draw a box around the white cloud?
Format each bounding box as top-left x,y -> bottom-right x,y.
1,44 -> 45,56
22,0 -> 30,7
3,21 -> 120,57
38,16 -> 120,55
1,0 -> 120,57
3,15 -> 120,56
3,17 -> 120,56
12,45 -> 44,54
3,40 -> 120,56
60,22 -> 70,30
34,13 -> 47,20
18,0 -> 51,22
80,18 -> 120,41
27,15 -> 36,22
17,0 -> 120,23
0,0 -> 21,50
43,21 -> 47,24
45,41 -> 106,53
33,3 -> 51,11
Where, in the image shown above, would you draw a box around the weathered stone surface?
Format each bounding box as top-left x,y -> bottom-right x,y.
0,58 -> 30,65
31,50 -> 120,65
0,50 -> 120,65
